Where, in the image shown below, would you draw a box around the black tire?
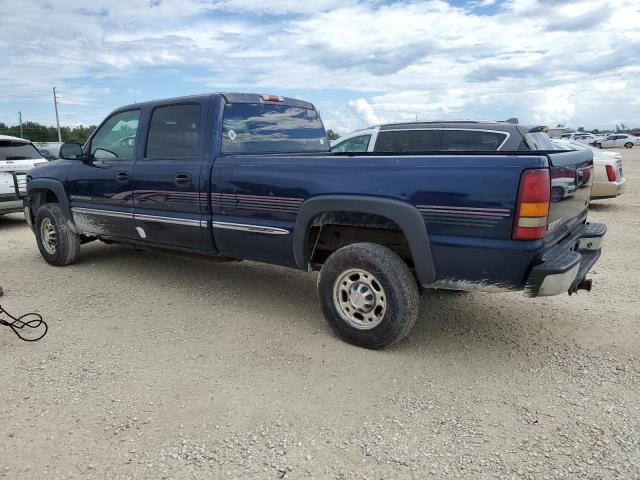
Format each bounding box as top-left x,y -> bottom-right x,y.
317,242 -> 420,349
596,143 -> 602,149
624,142 -> 633,149
35,203 -> 80,266
551,186 -> 565,203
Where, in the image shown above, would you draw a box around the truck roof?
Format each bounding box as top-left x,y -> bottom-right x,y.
114,93 -> 316,114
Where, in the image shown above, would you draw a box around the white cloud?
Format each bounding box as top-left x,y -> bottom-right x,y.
348,98 -> 383,126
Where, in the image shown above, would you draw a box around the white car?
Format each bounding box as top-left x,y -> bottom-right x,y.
594,134 -> 636,149
560,132 -> 596,144
552,139 -> 626,200
0,135 -> 48,216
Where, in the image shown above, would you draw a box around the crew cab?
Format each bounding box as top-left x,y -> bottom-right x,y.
1,135 -> 47,216
24,93 -> 606,348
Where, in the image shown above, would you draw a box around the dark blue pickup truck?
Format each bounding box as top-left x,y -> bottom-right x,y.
24,93 -> 606,348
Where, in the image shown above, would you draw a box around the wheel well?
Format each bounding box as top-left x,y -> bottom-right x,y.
306,212 -> 413,270
31,189 -> 60,213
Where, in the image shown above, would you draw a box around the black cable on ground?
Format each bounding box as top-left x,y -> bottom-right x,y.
0,305 -> 48,342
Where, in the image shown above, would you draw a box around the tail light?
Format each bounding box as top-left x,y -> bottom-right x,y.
513,169 -> 550,240
605,164 -> 617,182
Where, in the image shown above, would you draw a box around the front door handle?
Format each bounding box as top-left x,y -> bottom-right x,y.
116,172 -> 129,183
175,173 -> 192,186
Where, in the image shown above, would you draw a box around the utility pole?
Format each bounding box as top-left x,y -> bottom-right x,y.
18,111 -> 23,138
52,86 -> 62,142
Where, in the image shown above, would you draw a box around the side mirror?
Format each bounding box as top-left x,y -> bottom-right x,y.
60,143 -> 84,160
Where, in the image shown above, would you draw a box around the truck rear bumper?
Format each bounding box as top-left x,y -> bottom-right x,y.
524,223 -> 606,297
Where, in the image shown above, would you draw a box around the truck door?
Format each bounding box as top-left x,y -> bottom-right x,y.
132,102 -> 211,251
66,109 -> 140,239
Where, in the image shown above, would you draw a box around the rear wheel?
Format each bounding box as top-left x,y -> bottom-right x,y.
596,143 -> 602,149
35,203 -> 80,266
317,242 -> 420,349
624,142 -> 633,149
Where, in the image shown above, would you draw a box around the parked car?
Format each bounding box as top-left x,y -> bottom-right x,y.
24,93 -> 605,348
595,134 -> 636,149
552,139 -> 626,200
0,135 -> 48,216
559,132 -> 596,144
330,121 -> 557,152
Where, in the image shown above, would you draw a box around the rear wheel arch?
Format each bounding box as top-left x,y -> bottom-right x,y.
293,195 -> 435,286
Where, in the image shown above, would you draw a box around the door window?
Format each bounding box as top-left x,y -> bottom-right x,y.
146,104 -> 201,158
332,134 -> 371,152
374,130 -> 442,152
90,110 -> 141,160
442,130 -> 508,151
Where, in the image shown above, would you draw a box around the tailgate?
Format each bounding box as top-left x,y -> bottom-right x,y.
545,149 -> 593,245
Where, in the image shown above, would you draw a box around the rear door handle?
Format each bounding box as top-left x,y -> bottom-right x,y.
116,172 -> 129,183
175,173 -> 192,186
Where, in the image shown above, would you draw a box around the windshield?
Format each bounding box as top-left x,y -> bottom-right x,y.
221,103 -> 329,154
0,141 -> 43,160
525,131 -> 556,150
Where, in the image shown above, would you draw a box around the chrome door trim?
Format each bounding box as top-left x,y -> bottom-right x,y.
71,207 -> 133,219
135,213 -> 201,227
210,220 -> 290,235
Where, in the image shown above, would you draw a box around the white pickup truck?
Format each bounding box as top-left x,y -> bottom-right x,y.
0,135 -> 47,216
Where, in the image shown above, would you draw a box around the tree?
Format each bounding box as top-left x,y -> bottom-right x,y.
592,128 -> 600,134
556,123 -> 565,128
0,121 -> 96,143
577,126 -> 584,132
326,129 -> 340,141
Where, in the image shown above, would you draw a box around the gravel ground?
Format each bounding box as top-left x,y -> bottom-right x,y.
1,148 -> 639,479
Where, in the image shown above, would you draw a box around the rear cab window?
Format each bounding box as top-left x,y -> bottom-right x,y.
221,102 -> 329,154
146,104 -> 201,158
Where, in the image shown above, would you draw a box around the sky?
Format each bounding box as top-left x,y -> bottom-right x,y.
0,0 -> 639,134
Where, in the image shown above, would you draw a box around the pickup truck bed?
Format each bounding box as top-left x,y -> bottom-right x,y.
24,93 -> 606,348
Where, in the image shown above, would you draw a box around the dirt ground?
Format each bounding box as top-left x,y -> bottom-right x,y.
1,148 -> 639,480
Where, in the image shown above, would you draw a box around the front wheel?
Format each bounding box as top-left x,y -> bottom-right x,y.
35,203 -> 81,266
317,243 -> 420,349
624,142 -> 633,149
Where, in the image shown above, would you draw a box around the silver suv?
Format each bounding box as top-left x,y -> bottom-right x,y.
331,121 -> 555,153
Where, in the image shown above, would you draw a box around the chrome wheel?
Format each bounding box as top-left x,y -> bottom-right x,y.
333,268 -> 386,330
40,217 -> 57,255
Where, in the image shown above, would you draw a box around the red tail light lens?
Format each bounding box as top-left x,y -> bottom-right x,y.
513,169 -> 550,241
605,164 -> 617,182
